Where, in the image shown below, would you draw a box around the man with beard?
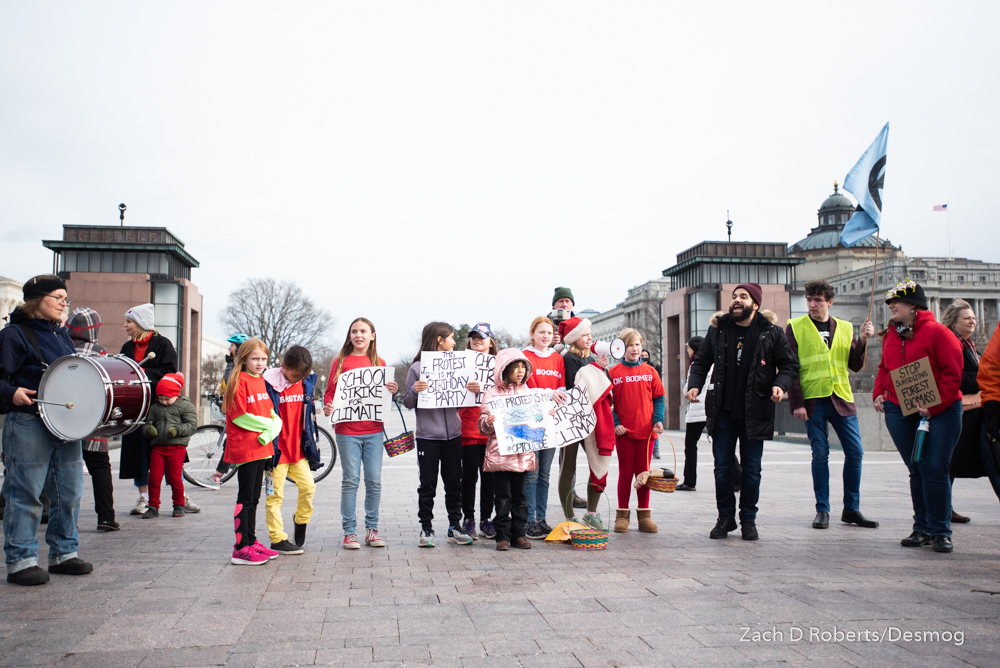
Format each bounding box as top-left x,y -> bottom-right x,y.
686,284 -> 798,541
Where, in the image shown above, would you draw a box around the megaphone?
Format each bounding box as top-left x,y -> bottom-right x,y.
591,338 -> 626,360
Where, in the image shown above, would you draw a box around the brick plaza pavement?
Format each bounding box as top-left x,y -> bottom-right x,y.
1,430 -> 998,667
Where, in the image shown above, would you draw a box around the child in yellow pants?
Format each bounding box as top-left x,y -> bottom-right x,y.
262,346 -> 318,554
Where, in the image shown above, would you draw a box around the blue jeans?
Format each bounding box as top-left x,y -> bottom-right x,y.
2,413 -> 83,573
884,400 -> 962,538
712,413 -> 764,523
338,433 -> 383,535
807,398 -> 865,513
524,447 -> 554,523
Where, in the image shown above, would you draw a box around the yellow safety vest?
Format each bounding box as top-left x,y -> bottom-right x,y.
789,315 -> 854,403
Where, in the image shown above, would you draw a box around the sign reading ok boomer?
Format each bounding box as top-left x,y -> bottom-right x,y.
889,356 -> 942,416
330,366 -> 395,423
417,351 -> 496,408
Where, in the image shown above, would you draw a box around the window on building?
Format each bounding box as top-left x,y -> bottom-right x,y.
980,275 -> 988,282
153,282 -> 184,363
688,291 -> 717,339
957,275 -> 965,282
851,282 -> 856,291
790,294 -> 808,320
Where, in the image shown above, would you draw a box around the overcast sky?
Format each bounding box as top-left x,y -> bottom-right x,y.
2,2 -> 997,361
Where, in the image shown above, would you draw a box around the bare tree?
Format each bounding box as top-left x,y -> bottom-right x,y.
201,353 -> 226,395
494,327 -> 530,351
221,278 -> 334,364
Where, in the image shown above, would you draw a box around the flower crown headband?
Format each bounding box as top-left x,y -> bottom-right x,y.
884,278 -> 917,301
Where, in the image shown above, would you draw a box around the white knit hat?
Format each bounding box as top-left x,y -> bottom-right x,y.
125,303 -> 155,331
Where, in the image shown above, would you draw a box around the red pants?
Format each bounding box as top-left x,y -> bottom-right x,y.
616,434 -> 652,509
148,445 -> 186,510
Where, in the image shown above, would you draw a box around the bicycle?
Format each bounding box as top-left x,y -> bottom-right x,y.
183,394 -> 338,489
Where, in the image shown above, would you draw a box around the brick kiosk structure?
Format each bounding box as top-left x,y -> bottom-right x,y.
43,225 -> 204,402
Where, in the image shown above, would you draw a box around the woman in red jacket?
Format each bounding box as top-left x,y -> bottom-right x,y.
874,282 -> 964,553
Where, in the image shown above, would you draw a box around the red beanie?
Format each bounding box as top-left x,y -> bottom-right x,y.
156,372 -> 184,397
735,283 -> 763,308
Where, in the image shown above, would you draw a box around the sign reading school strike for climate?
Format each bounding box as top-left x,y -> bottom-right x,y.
417,351 -> 496,408
889,356 -> 942,416
329,366 -> 395,423
489,391 -> 556,455
550,386 -> 596,448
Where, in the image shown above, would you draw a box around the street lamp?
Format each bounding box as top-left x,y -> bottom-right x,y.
726,211 -> 733,242
119,203 -> 127,226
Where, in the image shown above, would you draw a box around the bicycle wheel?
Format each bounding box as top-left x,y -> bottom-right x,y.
288,426 -> 338,485
183,425 -> 237,488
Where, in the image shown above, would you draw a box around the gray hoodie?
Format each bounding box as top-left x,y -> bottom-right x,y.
403,360 -> 461,440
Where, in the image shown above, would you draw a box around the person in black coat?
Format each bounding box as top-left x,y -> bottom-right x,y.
686,284 -> 799,542
118,303 -> 178,517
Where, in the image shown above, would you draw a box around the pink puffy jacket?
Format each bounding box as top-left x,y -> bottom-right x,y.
479,348 -> 539,474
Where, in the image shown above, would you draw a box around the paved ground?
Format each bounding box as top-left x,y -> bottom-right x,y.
1,427 -> 999,667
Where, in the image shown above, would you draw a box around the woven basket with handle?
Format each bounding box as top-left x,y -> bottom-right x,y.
645,433 -> 679,493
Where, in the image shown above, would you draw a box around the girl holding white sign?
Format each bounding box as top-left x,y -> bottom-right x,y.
459,323 -> 497,540
323,318 -> 398,550
403,322 -> 475,547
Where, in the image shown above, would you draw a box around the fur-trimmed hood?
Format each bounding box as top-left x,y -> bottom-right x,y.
709,309 -> 777,329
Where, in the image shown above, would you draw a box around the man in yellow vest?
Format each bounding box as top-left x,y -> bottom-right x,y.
786,279 -> 877,530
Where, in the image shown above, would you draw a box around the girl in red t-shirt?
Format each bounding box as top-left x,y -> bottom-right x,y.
459,323 -> 497,540
323,318 -> 398,549
522,316 -> 565,538
609,328 -> 665,534
223,339 -> 283,565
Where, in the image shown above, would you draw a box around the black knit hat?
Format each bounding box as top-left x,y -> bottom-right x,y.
884,280 -> 928,309
23,274 -> 67,301
687,336 -> 705,352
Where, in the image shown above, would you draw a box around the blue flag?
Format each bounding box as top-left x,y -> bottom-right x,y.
841,122 -> 888,247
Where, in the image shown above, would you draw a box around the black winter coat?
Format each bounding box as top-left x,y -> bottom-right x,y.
687,309 -> 799,441
119,334 -> 179,480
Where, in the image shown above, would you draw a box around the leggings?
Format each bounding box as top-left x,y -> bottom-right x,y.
558,441 -> 604,518
616,434 -> 652,509
461,441 -> 494,521
234,459 -> 266,549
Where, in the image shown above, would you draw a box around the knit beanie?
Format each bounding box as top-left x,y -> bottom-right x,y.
735,283 -> 763,308
22,275 -> 67,301
125,303 -> 155,331
156,372 -> 184,397
552,287 -> 575,307
687,336 -> 705,352
559,317 -> 591,346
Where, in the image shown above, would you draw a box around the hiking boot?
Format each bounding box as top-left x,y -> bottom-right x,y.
418,529 -> 435,548
710,517 -> 737,539
581,512 -> 604,531
637,509 -> 658,533
933,535 -> 954,553
462,518 -> 478,541
572,493 -> 587,509
271,539 -> 304,555
130,496 -> 148,515
97,519 -> 120,532
7,566 -> 49,586
478,519 -> 496,539
525,522 -> 548,540
49,558 -> 94,575
343,534 -> 361,550
183,496 -> 201,513
172,505 -> 185,518
900,531 -> 932,547
231,545 -> 269,565
741,522 -> 759,541
496,540 -> 510,551
252,541 -> 279,560
142,507 -> 159,519
513,537 -> 532,549
294,522 -> 307,547
614,509 -> 631,533
447,525 -> 474,545
365,528 -> 386,547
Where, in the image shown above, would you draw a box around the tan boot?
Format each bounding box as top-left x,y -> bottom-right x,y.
637,509 -> 658,533
614,508 -> 630,533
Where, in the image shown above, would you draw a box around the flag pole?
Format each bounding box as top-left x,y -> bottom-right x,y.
868,229 -> 880,324
947,202 -> 951,259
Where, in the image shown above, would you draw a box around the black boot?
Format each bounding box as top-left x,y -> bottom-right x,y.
709,517 -> 737,539
900,531 -> 931,547
812,512 -> 829,529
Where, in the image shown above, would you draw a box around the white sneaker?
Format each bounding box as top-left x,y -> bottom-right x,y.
447,525 -> 473,545
130,496 -> 148,516
418,530 -> 435,548
183,495 -> 201,513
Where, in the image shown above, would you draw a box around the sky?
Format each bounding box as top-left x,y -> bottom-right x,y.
2,2 -> 998,361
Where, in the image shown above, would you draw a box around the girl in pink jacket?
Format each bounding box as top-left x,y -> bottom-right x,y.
479,348 -> 540,551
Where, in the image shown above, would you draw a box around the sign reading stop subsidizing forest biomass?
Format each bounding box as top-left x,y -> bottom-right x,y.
329,366 -> 395,423
889,356 -> 942,417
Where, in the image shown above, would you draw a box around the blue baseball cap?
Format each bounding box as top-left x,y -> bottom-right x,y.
469,322 -> 494,340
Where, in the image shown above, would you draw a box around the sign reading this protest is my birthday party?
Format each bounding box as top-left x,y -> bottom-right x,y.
417,351 -> 495,408
329,366 -> 394,423
889,356 -> 942,416
489,390 -> 556,455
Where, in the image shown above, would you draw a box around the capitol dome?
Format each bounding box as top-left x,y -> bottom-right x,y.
789,181 -> 899,253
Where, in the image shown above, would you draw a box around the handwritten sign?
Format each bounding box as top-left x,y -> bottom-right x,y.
417,351 -> 496,408
890,356 -> 942,416
488,391 -> 555,455
551,386 -> 596,448
465,352 -> 496,406
330,366 -> 394,423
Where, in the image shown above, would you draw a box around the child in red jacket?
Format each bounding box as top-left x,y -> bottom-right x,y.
459,323 -> 497,539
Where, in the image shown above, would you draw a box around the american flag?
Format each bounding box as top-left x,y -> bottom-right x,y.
933,204 -> 948,211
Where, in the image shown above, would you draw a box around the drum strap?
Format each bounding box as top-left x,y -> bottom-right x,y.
13,324 -> 47,367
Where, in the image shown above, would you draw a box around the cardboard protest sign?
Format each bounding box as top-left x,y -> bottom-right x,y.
417,351 -> 473,408
551,386 -> 597,448
488,391 -> 556,455
890,356 -> 942,416
463,352 -> 496,406
329,366 -> 395,423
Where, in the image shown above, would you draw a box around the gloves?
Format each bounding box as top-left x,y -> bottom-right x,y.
144,425 -> 158,438
985,401 -> 1000,443
167,427 -> 178,438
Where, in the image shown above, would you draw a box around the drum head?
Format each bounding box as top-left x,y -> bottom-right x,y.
39,357 -> 105,440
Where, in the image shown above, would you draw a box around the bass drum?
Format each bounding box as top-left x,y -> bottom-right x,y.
37,354 -> 151,442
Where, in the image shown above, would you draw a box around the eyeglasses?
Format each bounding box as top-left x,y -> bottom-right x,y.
45,294 -> 71,306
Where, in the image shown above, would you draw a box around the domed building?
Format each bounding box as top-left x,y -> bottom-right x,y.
790,181 -> 902,282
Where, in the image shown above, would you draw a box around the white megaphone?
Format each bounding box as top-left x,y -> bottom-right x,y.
591,338 -> 626,360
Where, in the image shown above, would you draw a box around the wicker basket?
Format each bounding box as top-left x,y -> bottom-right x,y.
569,528 -> 610,550
383,402 -> 415,458
645,433 -> 679,493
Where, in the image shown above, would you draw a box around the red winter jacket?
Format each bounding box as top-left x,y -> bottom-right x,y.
873,310 -> 963,417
